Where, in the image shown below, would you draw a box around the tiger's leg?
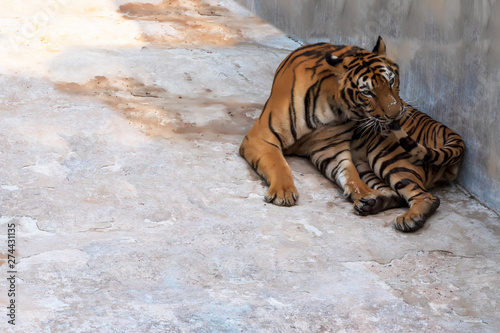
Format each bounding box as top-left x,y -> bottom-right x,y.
386,173 -> 440,232
354,160 -> 406,212
314,149 -> 391,215
240,131 -> 298,206
298,128 -> 397,215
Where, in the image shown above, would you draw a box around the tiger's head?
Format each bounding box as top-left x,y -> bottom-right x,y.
326,36 -> 404,134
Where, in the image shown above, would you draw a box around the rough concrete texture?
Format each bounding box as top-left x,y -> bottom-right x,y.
236,0 -> 500,216
0,1 -> 499,332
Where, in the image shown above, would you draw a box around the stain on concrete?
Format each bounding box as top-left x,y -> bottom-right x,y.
55,76 -> 263,140
118,0 -> 247,46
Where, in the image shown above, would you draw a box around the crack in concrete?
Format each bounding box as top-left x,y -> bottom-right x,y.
339,249 -> 484,267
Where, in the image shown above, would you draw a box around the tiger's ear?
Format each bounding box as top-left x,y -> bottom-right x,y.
372,36 -> 386,56
325,52 -> 343,67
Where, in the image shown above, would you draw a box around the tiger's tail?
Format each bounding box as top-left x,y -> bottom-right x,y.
388,112 -> 465,167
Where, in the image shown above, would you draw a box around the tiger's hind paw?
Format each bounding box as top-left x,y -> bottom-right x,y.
265,184 -> 299,207
394,196 -> 440,232
394,214 -> 427,232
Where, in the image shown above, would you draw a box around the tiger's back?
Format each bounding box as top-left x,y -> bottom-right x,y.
259,43 -> 360,146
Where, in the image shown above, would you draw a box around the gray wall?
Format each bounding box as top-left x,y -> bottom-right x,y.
236,0 -> 500,214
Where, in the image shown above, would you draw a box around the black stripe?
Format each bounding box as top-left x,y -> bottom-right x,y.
346,88 -> 355,102
305,64 -> 322,79
253,157 -> 261,170
275,45 -> 317,76
288,70 -> 298,141
394,178 -> 414,190
407,191 -> 428,203
352,64 -> 370,78
376,149 -> 415,170
262,139 -> 280,150
383,167 -> 424,185
423,149 -> 434,163
304,82 -> 318,130
310,138 -> 351,156
316,150 -> 349,175
278,43 -> 329,75
366,136 -> 393,155
399,136 -> 419,152
268,113 -> 283,148
330,158 -> 349,179
288,104 -> 297,141
258,100 -> 269,121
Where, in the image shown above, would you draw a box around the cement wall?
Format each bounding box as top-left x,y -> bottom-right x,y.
236,0 -> 500,214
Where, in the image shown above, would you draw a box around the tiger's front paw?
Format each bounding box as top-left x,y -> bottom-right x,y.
353,194 -> 384,216
265,184 -> 299,206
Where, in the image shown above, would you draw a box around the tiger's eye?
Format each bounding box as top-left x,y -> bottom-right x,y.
361,90 -> 375,98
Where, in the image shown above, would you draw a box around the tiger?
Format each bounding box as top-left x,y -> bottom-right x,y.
239,36 -> 465,231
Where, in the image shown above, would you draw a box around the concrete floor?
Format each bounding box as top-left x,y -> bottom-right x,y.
1,1 -> 499,332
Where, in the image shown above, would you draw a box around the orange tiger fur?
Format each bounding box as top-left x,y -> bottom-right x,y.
240,37 -> 465,231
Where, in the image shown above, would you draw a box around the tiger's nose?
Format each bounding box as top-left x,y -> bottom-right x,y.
387,100 -> 404,119
386,114 -> 398,120
383,95 -> 402,119
385,107 -> 400,120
